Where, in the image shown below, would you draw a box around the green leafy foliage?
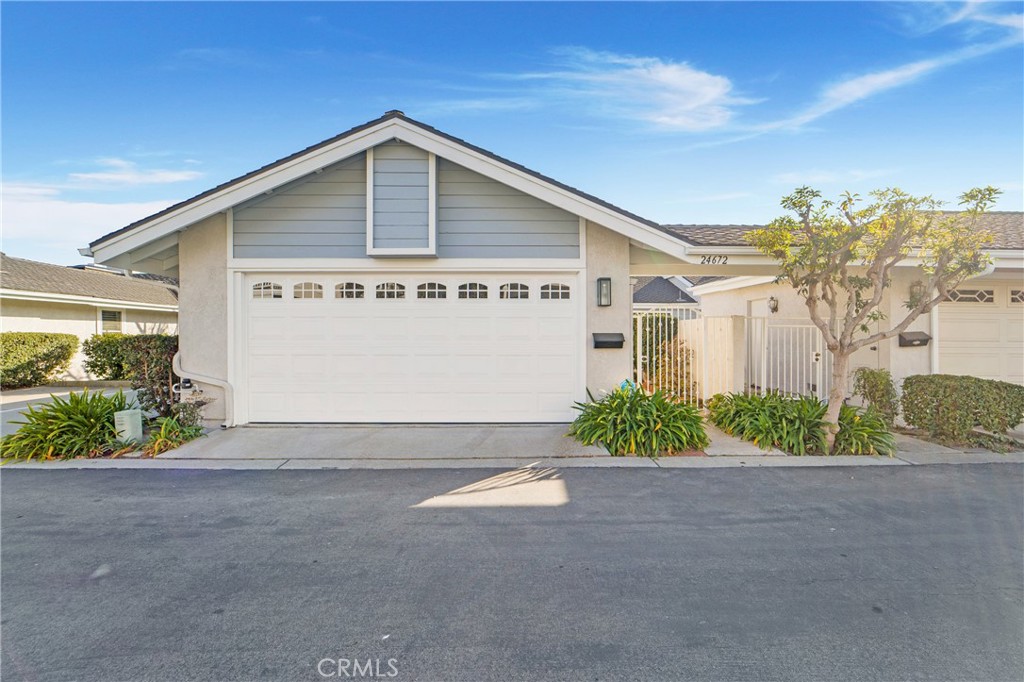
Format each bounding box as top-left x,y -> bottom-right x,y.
0,390 -> 136,460
143,417 -> 204,456
118,335 -> 179,416
82,333 -> 132,380
569,386 -> 709,457
745,185 -> 999,452
0,332 -> 78,389
707,392 -> 895,456
901,374 -> 1024,442
852,368 -> 899,427
835,405 -> 897,456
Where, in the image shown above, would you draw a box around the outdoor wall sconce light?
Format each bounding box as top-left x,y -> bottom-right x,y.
767,296 -> 779,314
597,277 -> 612,307
909,280 -> 926,302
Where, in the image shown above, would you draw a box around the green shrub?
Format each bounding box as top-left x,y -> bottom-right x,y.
82,333 -> 132,380
902,374 -> 1024,442
569,386 -> 709,457
707,392 -> 895,456
852,368 -> 899,427
0,332 -> 78,389
143,417 -> 204,456
0,390 -> 136,460
836,405 -> 897,456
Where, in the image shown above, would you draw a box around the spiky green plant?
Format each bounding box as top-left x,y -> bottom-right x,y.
568,386 -> 709,457
0,390 -> 136,461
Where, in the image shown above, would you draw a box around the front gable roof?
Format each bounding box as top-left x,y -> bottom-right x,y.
88,111 -> 692,264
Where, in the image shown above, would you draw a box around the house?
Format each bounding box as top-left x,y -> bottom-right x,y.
0,253 -> 179,380
673,215 -> 1024,388
631,276 -> 697,308
81,111 -> 1023,424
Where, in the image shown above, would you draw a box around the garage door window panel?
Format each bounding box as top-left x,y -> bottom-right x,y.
500,283 -> 529,300
377,282 -> 406,299
294,282 -> 324,299
947,288 -> 994,303
458,283 -> 488,299
253,282 -> 283,299
417,282 -> 447,299
1010,289 -> 1024,304
540,283 -> 571,300
336,283 -> 365,299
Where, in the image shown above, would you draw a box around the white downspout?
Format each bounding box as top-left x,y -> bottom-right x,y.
173,352 -> 234,428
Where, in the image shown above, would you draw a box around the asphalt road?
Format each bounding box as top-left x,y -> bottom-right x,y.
2,465 -> 1022,682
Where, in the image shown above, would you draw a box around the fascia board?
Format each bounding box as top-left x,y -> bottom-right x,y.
0,289 -> 179,312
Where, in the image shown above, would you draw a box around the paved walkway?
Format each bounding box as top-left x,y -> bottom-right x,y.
5,422 -> 1022,469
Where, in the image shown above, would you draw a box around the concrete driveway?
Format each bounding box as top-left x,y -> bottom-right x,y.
162,423 -> 607,461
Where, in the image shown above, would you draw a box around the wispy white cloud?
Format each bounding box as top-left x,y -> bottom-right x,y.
68,158 -> 203,186
765,1 -> 1019,131
509,47 -> 757,132
2,183 -> 177,263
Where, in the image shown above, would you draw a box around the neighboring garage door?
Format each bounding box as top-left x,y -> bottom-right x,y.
243,273 -> 581,422
938,283 -> 1024,384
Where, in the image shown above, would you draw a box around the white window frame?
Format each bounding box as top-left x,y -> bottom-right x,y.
98,308 -> 125,334
365,146 -> 437,258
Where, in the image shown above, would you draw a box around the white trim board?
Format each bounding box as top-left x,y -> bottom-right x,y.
91,116 -> 693,266
0,289 -> 179,312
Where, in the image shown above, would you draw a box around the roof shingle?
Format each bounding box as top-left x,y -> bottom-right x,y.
0,253 -> 178,307
662,212 -> 1023,250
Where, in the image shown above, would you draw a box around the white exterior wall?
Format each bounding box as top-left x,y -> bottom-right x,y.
0,298 -> 177,380
697,267 -> 1022,390
585,221 -> 633,397
178,213 -> 229,419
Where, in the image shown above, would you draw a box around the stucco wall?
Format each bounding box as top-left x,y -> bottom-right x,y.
1,299 -> 178,380
178,213 -> 228,419
585,221 -> 632,397
694,267 -> 1016,390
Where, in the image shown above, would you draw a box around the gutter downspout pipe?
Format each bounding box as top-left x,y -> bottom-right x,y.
172,352 -> 234,428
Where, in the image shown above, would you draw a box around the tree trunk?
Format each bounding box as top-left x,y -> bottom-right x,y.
824,351 -> 849,454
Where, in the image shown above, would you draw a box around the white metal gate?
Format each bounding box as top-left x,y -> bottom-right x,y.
633,308 -> 831,403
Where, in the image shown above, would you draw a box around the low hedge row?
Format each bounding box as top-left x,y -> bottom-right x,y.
901,374 -> 1024,441
0,332 -> 78,389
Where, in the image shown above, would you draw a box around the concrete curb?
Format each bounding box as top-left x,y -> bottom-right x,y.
3,454 -> 1022,470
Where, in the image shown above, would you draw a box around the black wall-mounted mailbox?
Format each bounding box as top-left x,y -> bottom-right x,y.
593,333 -> 625,349
898,331 -> 932,347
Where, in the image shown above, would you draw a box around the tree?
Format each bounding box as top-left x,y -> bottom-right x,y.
747,186 -> 999,452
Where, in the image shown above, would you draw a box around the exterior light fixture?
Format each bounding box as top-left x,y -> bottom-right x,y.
767,296 -> 779,314
909,280 -> 926,302
597,277 -> 612,307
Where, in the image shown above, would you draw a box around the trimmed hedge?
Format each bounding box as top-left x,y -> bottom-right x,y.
82,333 -> 132,380
901,374 -> 1024,442
0,332 -> 78,389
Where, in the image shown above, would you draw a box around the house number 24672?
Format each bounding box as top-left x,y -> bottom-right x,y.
700,255 -> 729,265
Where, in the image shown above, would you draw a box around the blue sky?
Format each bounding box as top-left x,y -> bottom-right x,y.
3,1 -> 1022,265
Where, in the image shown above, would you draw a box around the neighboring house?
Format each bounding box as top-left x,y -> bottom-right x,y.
678,214 -> 1024,387
631,276 -> 697,309
0,253 -> 179,380
81,111 -> 1023,424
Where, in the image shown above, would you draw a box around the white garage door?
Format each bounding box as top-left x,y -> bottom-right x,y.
243,273 -> 581,422
938,283 -> 1024,384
